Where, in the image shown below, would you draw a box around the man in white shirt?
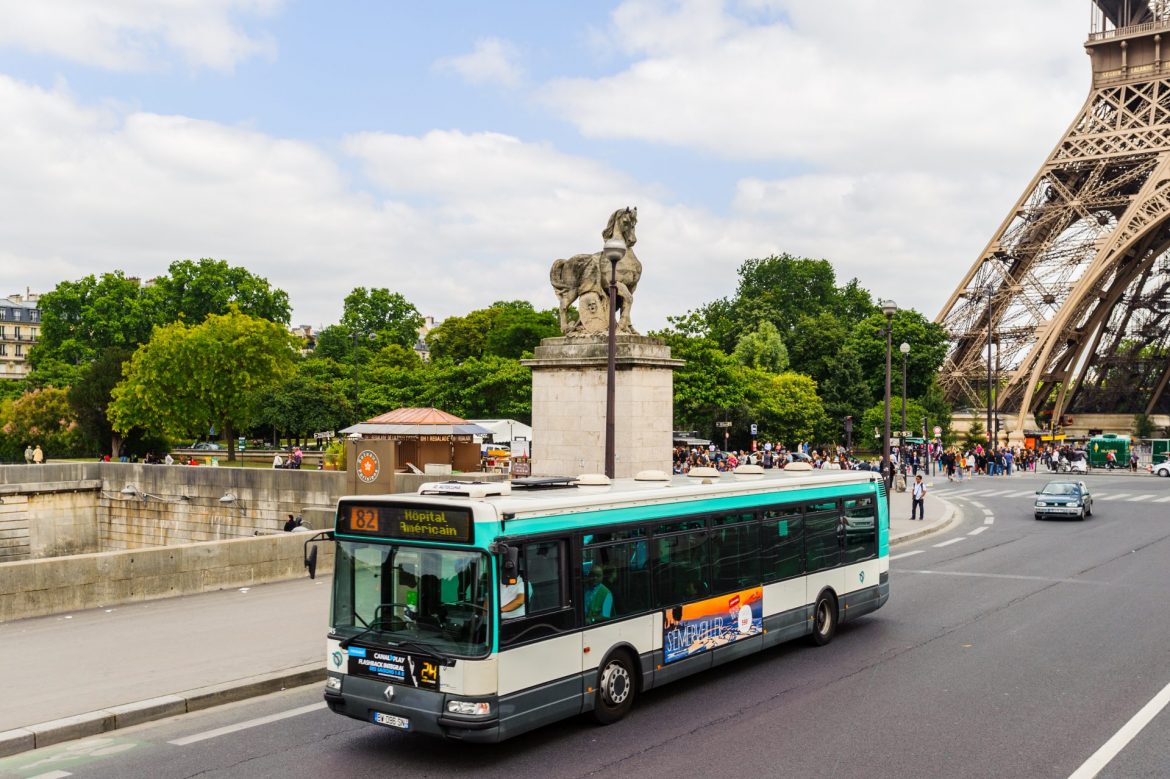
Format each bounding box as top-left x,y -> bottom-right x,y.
500,576 -> 526,619
911,474 -> 926,520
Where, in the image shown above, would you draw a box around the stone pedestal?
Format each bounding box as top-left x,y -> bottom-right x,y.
521,335 -> 684,479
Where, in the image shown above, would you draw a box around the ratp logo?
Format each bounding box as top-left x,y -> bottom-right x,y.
331,651 -> 343,668
859,571 -> 865,584
357,450 -> 380,483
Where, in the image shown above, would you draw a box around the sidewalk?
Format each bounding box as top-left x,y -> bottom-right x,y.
0,487 -> 959,758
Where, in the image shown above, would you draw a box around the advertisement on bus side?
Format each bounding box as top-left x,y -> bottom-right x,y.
663,587 -> 763,664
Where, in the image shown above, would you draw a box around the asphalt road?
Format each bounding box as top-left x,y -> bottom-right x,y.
4,470 -> 1170,779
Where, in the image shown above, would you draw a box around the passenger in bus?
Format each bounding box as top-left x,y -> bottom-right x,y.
585,563 -> 613,624
500,575 -> 526,619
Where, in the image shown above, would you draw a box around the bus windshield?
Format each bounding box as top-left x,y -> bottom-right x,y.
332,541 -> 491,658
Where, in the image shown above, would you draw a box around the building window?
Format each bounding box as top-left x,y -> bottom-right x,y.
14,344 -> 22,357
0,344 -> 6,356
0,326 -> 5,339
0,309 -> 6,321
11,309 -> 19,321
13,327 -> 20,341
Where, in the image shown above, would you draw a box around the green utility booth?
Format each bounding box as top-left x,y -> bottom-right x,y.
1088,434 -> 1130,469
1152,439 -> 1170,465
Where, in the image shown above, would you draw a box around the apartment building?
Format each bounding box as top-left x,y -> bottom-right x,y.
0,292 -> 41,380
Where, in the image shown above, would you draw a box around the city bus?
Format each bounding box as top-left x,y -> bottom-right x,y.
303,466 -> 890,742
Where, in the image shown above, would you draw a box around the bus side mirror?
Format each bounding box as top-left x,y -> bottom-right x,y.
303,531 -> 333,580
306,546 -> 319,580
496,544 -> 520,585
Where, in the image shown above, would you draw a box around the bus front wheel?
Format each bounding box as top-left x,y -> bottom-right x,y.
592,650 -> 636,725
809,591 -> 838,646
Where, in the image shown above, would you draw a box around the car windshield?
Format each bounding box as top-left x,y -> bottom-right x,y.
331,541 -> 491,658
1041,483 -> 1080,496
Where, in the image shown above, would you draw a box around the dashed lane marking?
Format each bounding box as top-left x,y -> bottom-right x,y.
933,538 -> 966,548
889,550 -> 924,561
970,501 -> 986,509
1068,675 -> 1170,779
968,526 -> 988,536
168,703 -> 326,746
984,517 -> 994,524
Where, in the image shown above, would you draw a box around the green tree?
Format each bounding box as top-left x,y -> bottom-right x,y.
1134,412 -> 1157,438
0,388 -> 82,461
147,258 -> 291,326
732,321 -> 789,373
31,272 -> 156,369
843,310 -> 949,403
654,330 -> 749,441
751,371 -> 825,445
860,397 -> 930,449
67,348 -> 132,456
424,357 -> 533,421
109,311 -> 297,460
962,420 -> 988,449
255,375 -> 354,445
340,287 -> 424,350
427,301 -> 559,363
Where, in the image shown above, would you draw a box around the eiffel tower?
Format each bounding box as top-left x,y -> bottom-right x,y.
937,1 -> 1170,440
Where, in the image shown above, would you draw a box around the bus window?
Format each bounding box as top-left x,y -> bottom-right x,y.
804,501 -> 840,572
583,540 -> 651,621
523,540 -> 564,614
762,506 -> 803,581
653,530 -> 710,606
842,496 -> 876,563
712,518 -> 759,591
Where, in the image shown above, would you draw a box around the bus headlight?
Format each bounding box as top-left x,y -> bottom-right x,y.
325,676 -> 342,692
447,700 -> 491,716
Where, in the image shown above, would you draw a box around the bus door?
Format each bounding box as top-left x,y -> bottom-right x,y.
496,539 -> 582,725
802,500 -> 845,610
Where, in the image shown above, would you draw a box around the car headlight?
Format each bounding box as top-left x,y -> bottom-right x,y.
447,700 -> 491,716
1036,501 -> 1047,507
325,676 -> 342,692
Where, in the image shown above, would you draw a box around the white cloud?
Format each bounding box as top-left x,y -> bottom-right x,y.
0,0 -> 281,72
435,38 -> 523,88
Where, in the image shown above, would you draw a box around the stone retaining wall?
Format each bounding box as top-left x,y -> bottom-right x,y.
0,532 -> 335,622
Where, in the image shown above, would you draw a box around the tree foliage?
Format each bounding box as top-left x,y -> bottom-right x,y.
67,348 -> 132,456
255,374 -> 354,441
427,301 -> 559,363
109,311 -> 297,459
340,287 -> 424,350
732,321 -> 789,373
0,387 -> 82,461
148,258 -> 291,326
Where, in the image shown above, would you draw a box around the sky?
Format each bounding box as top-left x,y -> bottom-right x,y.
0,0 -> 1092,332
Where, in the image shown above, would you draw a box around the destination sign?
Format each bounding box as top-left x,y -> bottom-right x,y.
340,504 -> 473,543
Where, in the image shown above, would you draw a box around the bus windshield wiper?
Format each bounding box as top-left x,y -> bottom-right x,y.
388,639 -> 446,662
338,618 -> 383,650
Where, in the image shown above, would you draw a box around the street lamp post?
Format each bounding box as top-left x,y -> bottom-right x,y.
603,236 -> 627,479
899,341 -> 910,476
352,330 -> 376,422
985,286 -> 994,449
880,300 -> 898,493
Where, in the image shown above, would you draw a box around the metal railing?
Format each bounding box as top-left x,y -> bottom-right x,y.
1089,17 -> 1170,42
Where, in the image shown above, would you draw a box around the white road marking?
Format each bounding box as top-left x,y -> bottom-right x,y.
982,508 -> 994,516
970,501 -> 986,509
1101,493 -> 1130,501
981,490 -> 1011,497
900,570 -> 1106,585
1067,676 -> 1170,779
28,772 -> 72,779
1126,494 -> 1155,502
968,526 -> 988,536
1155,495 -> 1170,503
1091,493 -> 1108,499
889,550 -> 924,561
933,538 -> 966,547
168,703 -> 326,746
984,517 -> 995,524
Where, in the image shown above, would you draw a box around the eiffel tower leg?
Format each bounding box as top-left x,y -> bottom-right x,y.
938,12 -> 1170,435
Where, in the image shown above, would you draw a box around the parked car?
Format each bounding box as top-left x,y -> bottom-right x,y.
1034,480 -> 1093,521
189,441 -> 221,450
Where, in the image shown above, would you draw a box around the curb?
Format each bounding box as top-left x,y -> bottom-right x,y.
0,663 -> 324,759
890,495 -> 958,546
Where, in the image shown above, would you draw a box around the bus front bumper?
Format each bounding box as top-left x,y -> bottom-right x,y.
324,673 -> 502,742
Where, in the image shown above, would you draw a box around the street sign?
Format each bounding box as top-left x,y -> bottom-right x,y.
715,421 -> 732,428
933,426 -> 942,437
750,423 -> 758,436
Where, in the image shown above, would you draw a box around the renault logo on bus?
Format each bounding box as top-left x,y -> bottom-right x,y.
357,450 -> 380,483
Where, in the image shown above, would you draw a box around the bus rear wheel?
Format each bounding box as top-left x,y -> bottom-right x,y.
592,650 -> 636,725
809,591 -> 838,646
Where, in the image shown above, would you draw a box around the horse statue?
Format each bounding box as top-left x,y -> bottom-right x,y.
550,207 -> 642,336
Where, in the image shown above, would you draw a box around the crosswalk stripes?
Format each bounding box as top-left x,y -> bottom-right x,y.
1126,494 -> 1156,502
1155,496 -> 1170,503
1102,493 -> 1131,501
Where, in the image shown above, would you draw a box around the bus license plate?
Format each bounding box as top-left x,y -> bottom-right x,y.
373,712 -> 410,730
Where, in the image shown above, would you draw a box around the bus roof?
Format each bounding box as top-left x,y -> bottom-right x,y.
341,469 -> 879,525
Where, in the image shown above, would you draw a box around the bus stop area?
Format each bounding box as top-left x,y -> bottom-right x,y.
0,487 -> 953,758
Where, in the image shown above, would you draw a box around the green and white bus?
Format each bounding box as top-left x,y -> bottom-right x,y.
305,466 -> 889,742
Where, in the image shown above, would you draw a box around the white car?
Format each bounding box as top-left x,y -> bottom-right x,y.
1153,460 -> 1170,477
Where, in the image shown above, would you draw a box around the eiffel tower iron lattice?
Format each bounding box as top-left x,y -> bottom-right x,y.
937,1 -> 1170,439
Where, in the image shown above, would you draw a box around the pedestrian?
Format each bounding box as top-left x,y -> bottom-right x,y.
32,444 -> 44,464
910,474 -> 926,520
24,444 -> 33,464
273,452 -> 284,469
